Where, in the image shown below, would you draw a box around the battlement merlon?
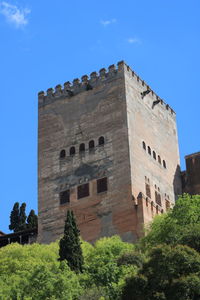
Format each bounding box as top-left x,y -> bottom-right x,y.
38,61 -> 175,116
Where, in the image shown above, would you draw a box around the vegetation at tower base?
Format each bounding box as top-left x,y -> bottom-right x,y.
59,210 -> 84,273
121,245 -> 200,300
141,193 -> 200,252
0,242 -> 81,300
2,194 -> 200,300
9,202 -> 38,232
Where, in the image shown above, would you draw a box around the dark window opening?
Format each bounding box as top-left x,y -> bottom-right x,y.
99,136 -> 105,146
158,155 -> 161,164
151,201 -> 154,211
148,146 -> 151,155
60,149 -> 66,159
142,141 -> 146,150
163,160 -> 166,168
78,183 -> 89,199
89,140 -> 95,151
156,205 -> 159,214
165,200 -> 170,210
60,190 -> 70,205
155,191 -> 162,206
153,151 -> 156,160
145,183 -> 151,198
79,143 -> 85,153
70,146 -> 75,156
146,197 -> 148,207
97,177 -> 108,193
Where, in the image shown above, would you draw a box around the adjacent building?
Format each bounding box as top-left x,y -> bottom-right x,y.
182,152 -> 200,195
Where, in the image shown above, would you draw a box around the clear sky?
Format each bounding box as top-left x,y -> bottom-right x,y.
0,0 -> 199,233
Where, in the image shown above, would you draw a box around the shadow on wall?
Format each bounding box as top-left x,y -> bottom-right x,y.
173,164 -> 182,200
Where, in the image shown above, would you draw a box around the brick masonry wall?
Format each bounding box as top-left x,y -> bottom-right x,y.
124,64 -> 182,233
38,63 -> 139,244
38,61 -> 182,244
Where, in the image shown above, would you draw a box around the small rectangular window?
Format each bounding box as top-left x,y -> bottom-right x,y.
78,183 -> 89,199
97,177 -> 108,193
60,190 -> 70,205
155,191 -> 162,206
145,183 -> 151,198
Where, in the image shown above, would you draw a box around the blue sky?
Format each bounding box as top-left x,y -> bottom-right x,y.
0,0 -> 199,233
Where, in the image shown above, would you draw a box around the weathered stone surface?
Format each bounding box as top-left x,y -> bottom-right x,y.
38,62 -> 182,244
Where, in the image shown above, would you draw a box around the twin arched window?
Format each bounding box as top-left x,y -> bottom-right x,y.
142,141 -> 167,169
60,136 -> 105,159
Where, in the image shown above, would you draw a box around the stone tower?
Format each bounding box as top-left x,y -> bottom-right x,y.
38,61 -> 182,244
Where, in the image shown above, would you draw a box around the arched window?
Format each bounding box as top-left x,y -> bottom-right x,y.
142,141 -> 146,150
153,151 -> 156,160
148,146 -> 151,155
89,140 -> 95,151
70,146 -> 75,156
99,136 -> 105,146
163,160 -> 166,168
79,143 -> 85,153
158,155 -> 161,164
60,149 -> 66,159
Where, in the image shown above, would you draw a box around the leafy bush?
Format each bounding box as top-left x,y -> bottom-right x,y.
121,244 -> 200,300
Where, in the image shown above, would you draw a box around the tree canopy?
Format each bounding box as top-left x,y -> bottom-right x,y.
59,210 -> 84,273
121,244 -> 200,300
3,194 -> 200,300
141,194 -> 200,252
9,202 -> 38,232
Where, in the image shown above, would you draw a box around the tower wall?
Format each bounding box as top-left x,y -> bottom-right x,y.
38,62 -> 138,244
38,61 -> 182,244
124,63 -> 182,230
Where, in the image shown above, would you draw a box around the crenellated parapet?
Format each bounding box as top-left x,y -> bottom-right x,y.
123,62 -> 175,116
38,61 -> 124,106
38,60 -> 175,116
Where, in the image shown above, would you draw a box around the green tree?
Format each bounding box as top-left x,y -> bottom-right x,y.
0,242 -> 81,300
59,210 -> 84,273
27,209 -> 38,229
18,202 -> 27,231
121,244 -> 200,300
142,194 -> 200,251
82,236 -> 136,299
9,202 -> 20,232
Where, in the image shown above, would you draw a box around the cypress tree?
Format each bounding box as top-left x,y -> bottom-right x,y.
59,210 -> 84,273
27,209 -> 38,229
9,202 -> 20,232
18,203 -> 27,231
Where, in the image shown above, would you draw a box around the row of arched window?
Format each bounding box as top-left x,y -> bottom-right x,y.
60,136 -> 105,159
142,141 -> 167,168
